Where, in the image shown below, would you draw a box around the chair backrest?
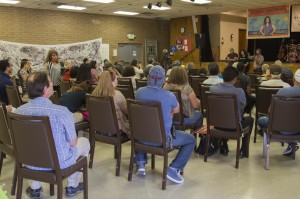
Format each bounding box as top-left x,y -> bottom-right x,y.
206,93 -> 239,129
49,91 -> 60,105
169,90 -> 184,126
199,83 -> 211,117
7,113 -> 60,170
269,96 -> 300,134
135,79 -> 148,90
86,95 -> 120,135
117,85 -> 135,99
60,79 -> 71,95
127,99 -> 166,145
118,78 -> 133,87
5,85 -> 22,108
188,69 -> 199,76
0,103 -> 12,146
255,85 -> 282,115
191,76 -> 208,97
247,73 -> 259,90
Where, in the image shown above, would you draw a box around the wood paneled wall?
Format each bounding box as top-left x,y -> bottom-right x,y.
170,16 -> 202,68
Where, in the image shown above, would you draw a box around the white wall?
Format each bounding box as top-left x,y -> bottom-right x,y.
219,14 -> 247,60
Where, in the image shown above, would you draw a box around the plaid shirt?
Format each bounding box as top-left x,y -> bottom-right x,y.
15,97 -> 77,170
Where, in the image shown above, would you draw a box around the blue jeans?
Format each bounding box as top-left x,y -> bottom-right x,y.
258,116 -> 299,135
184,110 -> 203,129
135,130 -> 196,171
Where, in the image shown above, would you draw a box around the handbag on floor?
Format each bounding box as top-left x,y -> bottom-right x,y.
195,135 -> 219,156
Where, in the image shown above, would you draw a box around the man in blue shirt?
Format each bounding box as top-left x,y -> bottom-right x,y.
210,67 -> 254,158
15,72 -> 90,198
0,59 -> 14,104
135,65 -> 196,184
258,69 -> 300,156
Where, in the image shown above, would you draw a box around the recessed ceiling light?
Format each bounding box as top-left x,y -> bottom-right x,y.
181,0 -> 212,4
143,5 -> 170,10
83,0 -> 115,3
113,11 -> 139,15
0,0 -> 19,4
57,5 -> 86,10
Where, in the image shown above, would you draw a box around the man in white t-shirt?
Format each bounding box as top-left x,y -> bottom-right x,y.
260,65 -> 290,88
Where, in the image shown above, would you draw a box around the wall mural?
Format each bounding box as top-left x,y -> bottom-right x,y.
0,38 -> 102,75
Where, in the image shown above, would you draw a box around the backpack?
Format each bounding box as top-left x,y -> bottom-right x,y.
195,135 -> 219,156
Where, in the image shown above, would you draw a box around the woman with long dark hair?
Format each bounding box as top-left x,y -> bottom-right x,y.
260,16 -> 276,36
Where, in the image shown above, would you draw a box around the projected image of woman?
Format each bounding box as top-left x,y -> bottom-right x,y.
260,16 -> 276,36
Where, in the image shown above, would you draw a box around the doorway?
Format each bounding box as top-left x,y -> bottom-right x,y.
118,44 -> 142,64
238,29 -> 247,52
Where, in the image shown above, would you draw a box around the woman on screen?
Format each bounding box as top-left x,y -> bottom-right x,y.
260,16 -> 276,36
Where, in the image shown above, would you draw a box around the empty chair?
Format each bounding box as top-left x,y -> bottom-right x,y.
190,76 -> 208,98
6,113 -> 88,199
253,85 -> 282,143
0,103 -> 17,195
204,93 -> 250,169
5,85 -> 22,108
135,79 -> 148,90
127,99 -> 176,190
86,95 -> 130,175
265,96 -> 300,170
117,84 -> 135,99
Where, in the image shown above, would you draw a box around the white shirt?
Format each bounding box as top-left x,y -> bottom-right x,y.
260,79 -> 290,88
134,67 -> 143,79
203,76 -> 223,85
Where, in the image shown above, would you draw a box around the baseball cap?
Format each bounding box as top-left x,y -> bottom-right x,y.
270,65 -> 282,75
148,65 -> 165,88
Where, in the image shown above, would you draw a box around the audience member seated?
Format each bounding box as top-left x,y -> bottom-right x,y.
198,67 -> 208,76
92,70 -> 129,136
131,59 -> 143,79
186,62 -> 194,74
237,63 -> 256,114
62,60 -> 74,81
114,60 -> 124,75
260,65 -> 290,88
77,58 -> 92,82
103,63 -> 122,77
163,66 -> 203,130
226,48 -> 238,67
135,65 -> 196,184
18,59 -> 31,94
15,71 -> 90,198
122,66 -> 138,90
258,64 -> 270,82
210,67 -> 254,158
60,80 -> 92,123
166,60 -> 181,76
258,69 -> 300,156
274,60 -> 293,80
0,59 -> 14,104
203,63 -> 223,85
90,60 -> 100,84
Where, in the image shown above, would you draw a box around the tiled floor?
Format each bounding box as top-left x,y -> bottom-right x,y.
1,132 -> 300,199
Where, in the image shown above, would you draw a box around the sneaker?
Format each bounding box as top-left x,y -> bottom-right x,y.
26,186 -> 42,199
65,182 -> 84,197
167,167 -> 184,184
283,144 -> 299,156
136,164 -> 146,176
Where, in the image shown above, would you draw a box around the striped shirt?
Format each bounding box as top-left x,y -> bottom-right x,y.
15,97 -> 77,170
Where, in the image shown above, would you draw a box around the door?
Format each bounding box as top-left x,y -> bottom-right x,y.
238,29 -> 247,52
118,44 -> 142,64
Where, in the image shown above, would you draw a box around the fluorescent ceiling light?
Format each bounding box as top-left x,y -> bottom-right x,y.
114,11 -> 139,15
57,5 -> 86,10
0,0 -> 19,4
83,0 -> 115,3
181,0 -> 212,4
143,6 -> 170,10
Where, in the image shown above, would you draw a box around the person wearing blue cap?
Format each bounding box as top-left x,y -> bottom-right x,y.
135,65 -> 196,184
